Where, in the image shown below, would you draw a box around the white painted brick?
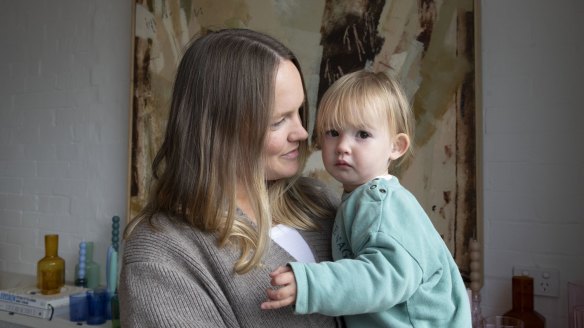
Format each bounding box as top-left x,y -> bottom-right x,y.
0,178 -> 23,194
90,65 -> 107,87
0,66 -> 13,97
39,125 -> 74,143
67,161 -> 94,180
24,144 -> 57,161
0,128 -> 11,145
22,178 -> 54,195
482,76 -> 533,110
38,215 -> 77,234
0,35 -> 28,65
99,120 -> 128,144
5,227 -> 38,245
26,74 -> 57,93
9,61 -> 30,82
38,195 -> 70,215
0,107 -> 22,129
0,243 -> 21,261
0,210 -> 22,228
0,160 -> 36,178
14,90 -> 77,110
12,126 -> 40,144
55,108 -> 88,127
52,179 -> 88,198
20,244 -> 45,265
38,50 -> 74,79
0,261 -> 35,277
72,123 -> 100,143
481,277 -> 514,318
0,0 -> 130,285
0,194 -> 37,212
483,248 -> 526,278
56,144 -> 81,161
0,145 -> 25,160
71,197 -> 98,218
485,130 -> 582,163
21,108 -> 56,127
20,211 -> 41,229
37,161 -> 71,179
74,87 -> 99,107
489,220 -> 583,256
56,70 -> 88,91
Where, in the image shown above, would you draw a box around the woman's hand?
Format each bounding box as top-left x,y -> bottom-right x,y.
260,265 -> 297,310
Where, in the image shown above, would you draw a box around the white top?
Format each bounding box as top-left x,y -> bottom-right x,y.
270,224 -> 316,263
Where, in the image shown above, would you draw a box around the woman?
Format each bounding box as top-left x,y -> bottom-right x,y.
119,29 -> 341,327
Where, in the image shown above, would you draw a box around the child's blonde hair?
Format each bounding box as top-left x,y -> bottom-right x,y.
315,70 -> 414,168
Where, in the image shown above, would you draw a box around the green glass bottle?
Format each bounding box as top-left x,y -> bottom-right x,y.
111,291 -> 120,328
37,234 -> 65,295
75,241 -> 100,288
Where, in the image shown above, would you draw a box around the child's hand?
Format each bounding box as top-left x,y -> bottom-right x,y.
260,265 -> 297,310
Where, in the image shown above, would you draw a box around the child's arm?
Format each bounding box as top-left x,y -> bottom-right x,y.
262,232 -> 424,316
260,266 -> 297,310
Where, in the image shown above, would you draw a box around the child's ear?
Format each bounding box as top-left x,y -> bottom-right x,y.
389,133 -> 410,160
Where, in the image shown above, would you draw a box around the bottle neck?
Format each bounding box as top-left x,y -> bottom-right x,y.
85,242 -> 94,262
512,276 -> 534,311
44,234 -> 59,257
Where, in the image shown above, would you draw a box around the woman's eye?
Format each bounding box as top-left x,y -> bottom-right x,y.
325,129 -> 339,137
357,131 -> 371,139
271,118 -> 285,128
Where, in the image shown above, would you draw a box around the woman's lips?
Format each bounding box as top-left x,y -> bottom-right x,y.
282,148 -> 299,159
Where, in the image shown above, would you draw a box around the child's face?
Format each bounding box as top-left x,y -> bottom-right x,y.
320,120 -> 395,192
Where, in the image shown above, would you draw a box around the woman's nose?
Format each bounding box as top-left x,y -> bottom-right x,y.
289,115 -> 308,141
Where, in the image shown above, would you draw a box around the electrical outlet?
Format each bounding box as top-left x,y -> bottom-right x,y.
513,266 -> 560,297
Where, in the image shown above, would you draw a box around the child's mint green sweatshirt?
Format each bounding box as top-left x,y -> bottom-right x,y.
289,177 -> 471,328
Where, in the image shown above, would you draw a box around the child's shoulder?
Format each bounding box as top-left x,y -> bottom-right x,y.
350,176 -> 404,200
353,176 -> 418,204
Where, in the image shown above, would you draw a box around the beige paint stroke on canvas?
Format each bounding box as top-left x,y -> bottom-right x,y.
131,0 -> 476,273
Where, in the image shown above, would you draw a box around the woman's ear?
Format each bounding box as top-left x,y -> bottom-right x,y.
389,133 -> 410,160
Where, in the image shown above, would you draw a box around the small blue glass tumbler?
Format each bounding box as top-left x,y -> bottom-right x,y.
69,291 -> 88,322
86,287 -> 108,325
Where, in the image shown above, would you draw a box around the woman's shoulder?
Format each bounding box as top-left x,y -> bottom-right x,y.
126,213 -> 188,241
122,213 -> 214,264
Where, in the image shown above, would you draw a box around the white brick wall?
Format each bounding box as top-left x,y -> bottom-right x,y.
481,0 -> 584,327
0,0 -> 131,284
0,0 -> 582,326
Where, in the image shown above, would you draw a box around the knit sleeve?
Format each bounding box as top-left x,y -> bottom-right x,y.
119,261 -> 238,328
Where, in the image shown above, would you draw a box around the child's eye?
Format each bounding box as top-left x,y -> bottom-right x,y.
325,129 -> 339,137
357,131 -> 371,139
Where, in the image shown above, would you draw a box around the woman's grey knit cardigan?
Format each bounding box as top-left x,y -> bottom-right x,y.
119,202 -> 342,327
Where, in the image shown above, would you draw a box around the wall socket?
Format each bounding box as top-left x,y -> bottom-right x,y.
513,266 -> 560,297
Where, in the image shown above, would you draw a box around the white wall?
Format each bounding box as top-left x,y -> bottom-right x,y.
480,0 -> 584,327
0,0 -> 131,283
0,0 -> 582,327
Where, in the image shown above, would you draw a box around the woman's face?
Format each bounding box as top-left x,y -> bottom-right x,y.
264,60 -> 308,181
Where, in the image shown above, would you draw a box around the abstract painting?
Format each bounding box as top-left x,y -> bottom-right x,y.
129,0 -> 479,278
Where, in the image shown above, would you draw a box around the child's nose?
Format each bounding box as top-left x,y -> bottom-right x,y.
335,136 -> 351,154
